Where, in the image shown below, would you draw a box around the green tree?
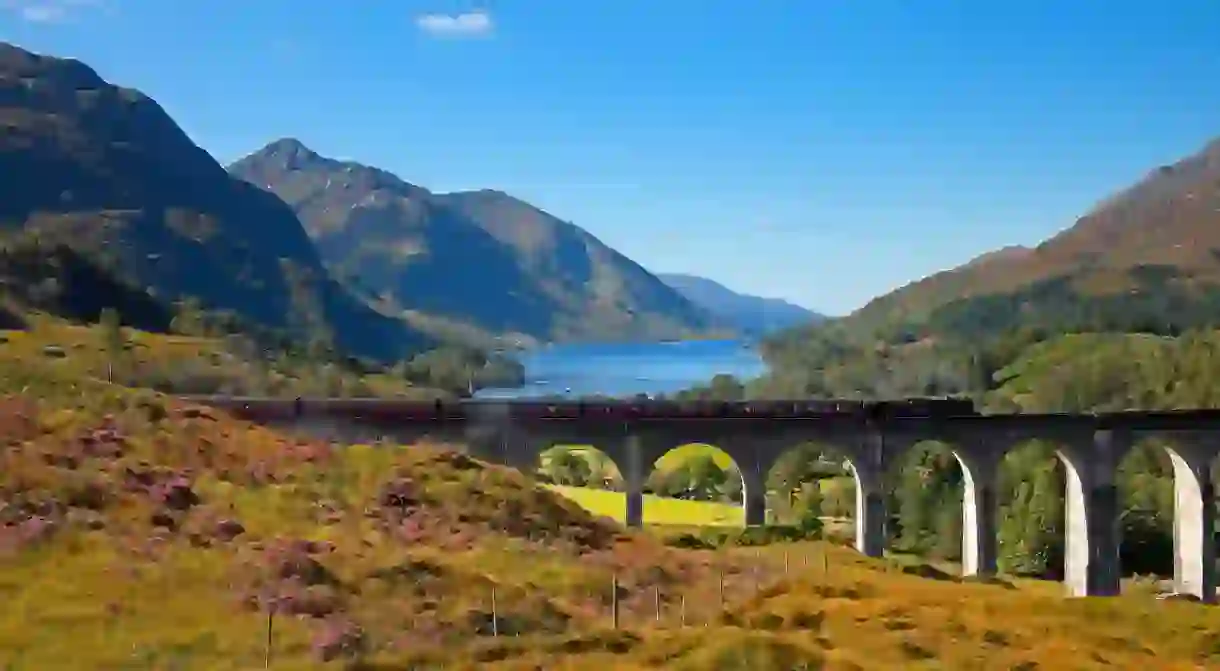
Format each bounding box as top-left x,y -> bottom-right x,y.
547,449 -> 594,487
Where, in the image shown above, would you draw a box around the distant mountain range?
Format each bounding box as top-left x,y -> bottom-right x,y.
0,41 -> 728,362
229,139 -> 725,346
657,273 -> 825,336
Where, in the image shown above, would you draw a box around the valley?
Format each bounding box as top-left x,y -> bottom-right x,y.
2,10 -> 1220,669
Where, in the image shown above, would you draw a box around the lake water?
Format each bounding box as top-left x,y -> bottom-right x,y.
474,339 -> 766,399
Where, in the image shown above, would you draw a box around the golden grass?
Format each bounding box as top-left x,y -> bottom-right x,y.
2,323 -> 1220,669
0,315 -> 436,398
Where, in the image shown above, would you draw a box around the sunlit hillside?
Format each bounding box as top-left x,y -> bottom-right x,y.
0,325 -> 1218,669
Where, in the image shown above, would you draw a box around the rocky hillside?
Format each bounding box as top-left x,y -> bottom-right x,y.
0,42 -> 432,362
836,135 -> 1220,341
230,140 -> 724,344
657,273 -> 824,336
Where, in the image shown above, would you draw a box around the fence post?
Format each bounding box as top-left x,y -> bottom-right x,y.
491,586 -> 499,638
264,606 -> 274,669
784,549 -> 789,575
680,594 -> 686,627
611,574 -> 619,630
717,569 -> 724,613
653,586 -> 661,623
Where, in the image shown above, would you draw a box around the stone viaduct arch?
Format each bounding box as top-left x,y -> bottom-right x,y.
184,397 -> 1220,603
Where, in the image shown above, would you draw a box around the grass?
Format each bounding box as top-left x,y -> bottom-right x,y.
547,485 -> 744,527
2,321 -> 1220,669
0,314 -> 445,399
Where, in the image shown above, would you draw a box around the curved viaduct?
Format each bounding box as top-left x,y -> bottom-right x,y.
182,396 -> 1220,603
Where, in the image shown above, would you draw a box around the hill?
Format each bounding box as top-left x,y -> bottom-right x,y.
657,273 -> 824,336
3,333 -> 1220,669
836,135 -> 1220,341
230,139 -> 726,344
0,42 -> 432,362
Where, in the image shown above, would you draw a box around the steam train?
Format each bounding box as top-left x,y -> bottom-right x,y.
461,397 -> 979,420
267,395 -> 978,422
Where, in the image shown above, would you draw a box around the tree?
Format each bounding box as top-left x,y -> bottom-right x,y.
546,449 -> 593,487
793,481 -> 824,537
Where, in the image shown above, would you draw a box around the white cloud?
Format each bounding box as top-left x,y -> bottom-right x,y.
3,0 -> 105,23
415,10 -> 493,38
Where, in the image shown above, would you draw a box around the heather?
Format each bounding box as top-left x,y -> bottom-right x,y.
2,334 -> 1220,669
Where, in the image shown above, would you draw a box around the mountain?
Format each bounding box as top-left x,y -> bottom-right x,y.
229,140 -> 724,344
0,42 -> 431,361
656,273 -> 824,336
836,136 -> 1220,341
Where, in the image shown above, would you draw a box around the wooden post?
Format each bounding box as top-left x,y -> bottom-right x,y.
680,594 -> 686,627
784,549 -> 789,575
717,569 -> 724,612
611,574 -> 619,630
653,586 -> 661,623
491,586 -> 499,637
264,606 -> 274,669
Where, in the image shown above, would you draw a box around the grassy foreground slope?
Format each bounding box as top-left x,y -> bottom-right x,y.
2,332 -> 1220,668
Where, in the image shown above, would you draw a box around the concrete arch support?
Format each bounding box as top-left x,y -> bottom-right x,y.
1163,442 -> 1217,602
848,460 -> 886,558
1060,430 -> 1126,598
742,467 -> 767,527
719,441 -> 782,528
622,434 -> 648,529
954,450 -> 1000,577
501,429 -> 546,473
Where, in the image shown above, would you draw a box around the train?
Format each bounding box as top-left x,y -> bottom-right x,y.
218,396 -> 979,422
464,397 -> 979,420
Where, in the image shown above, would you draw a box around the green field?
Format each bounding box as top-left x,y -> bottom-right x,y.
547,484 -> 743,526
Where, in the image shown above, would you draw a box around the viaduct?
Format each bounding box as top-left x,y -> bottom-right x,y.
182,396 -> 1220,603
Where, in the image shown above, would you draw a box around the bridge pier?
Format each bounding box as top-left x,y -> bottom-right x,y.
847,462 -> 886,558
623,434 -> 646,528
850,434 -> 888,558
744,489 -> 767,527
1165,441 -> 1217,602
957,450 -> 1000,577
1061,431 -> 1123,598
731,443 -> 775,528
501,427 -> 542,473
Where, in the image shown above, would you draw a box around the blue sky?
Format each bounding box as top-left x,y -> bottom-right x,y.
4,1 -> 1220,315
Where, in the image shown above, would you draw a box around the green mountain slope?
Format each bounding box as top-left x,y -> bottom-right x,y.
229,140 -> 727,344
0,42 -> 433,362
746,134 -> 1220,401
839,136 -> 1220,341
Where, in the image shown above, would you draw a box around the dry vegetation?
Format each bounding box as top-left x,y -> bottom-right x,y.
2,326 -> 1220,669
0,315 -> 440,399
